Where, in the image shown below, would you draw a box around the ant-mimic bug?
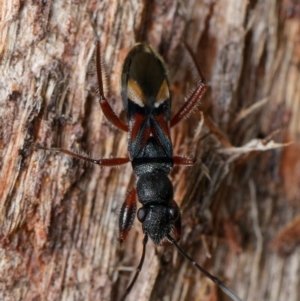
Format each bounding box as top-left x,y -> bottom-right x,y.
37,41 -> 243,301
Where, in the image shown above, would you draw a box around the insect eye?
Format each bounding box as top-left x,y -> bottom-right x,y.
137,207 -> 148,222
168,207 -> 177,219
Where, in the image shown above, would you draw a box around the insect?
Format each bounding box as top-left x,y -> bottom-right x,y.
37,41 -> 243,301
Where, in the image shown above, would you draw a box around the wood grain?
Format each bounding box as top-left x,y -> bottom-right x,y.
0,1 -> 299,301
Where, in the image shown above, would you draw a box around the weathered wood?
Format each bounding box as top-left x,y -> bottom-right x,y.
0,1 -> 300,301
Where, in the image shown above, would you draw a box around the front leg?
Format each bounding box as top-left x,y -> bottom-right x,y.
96,42 -> 129,132
170,200 -> 181,242
119,188 -> 137,242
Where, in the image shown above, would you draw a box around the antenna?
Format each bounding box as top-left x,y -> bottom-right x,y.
120,235 -> 148,301
167,234 -> 243,301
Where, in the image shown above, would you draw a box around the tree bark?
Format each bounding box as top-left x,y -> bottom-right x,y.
1,1 -> 300,301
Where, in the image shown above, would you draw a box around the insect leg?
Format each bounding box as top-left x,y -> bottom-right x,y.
173,156 -> 195,166
170,42 -> 206,128
96,41 -> 129,132
36,145 -> 130,166
170,80 -> 206,127
170,200 -> 182,241
119,188 -> 137,243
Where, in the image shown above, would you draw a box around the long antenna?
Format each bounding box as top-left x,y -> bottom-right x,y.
167,234 -> 243,301
120,235 -> 148,301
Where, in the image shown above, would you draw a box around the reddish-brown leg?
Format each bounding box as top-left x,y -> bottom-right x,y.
96,42 -> 129,132
173,156 -> 195,166
161,200 -> 182,246
119,188 -> 137,242
170,42 -> 207,128
170,200 -> 182,242
36,146 -> 130,166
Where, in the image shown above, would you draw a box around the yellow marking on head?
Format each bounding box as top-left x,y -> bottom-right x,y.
127,79 -> 146,107
155,80 -> 169,107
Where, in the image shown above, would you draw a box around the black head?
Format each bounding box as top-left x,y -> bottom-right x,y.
137,204 -> 180,245
136,173 -> 180,245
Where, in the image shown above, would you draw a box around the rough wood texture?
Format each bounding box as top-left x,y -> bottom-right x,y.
1,1 -> 300,301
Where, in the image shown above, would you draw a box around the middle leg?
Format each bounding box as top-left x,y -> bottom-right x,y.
36,145 -> 130,166
173,156 -> 195,166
